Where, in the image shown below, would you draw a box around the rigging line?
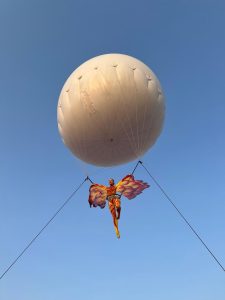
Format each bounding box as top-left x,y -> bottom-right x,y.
114,67 -> 139,157
97,66 -> 140,161
86,176 -> 94,184
0,177 -> 88,281
132,68 -> 141,156
138,90 -> 149,158
97,69 -> 119,140
140,161 -> 225,272
78,79 -> 91,161
65,87 -> 84,161
131,160 -> 142,175
108,69 -> 139,159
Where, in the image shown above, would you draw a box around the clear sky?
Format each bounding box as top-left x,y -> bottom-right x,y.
0,0 -> 225,299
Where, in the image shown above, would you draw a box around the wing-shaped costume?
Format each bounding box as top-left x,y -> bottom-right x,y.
88,174 -> 149,238
88,184 -> 107,208
88,175 -> 149,207
116,174 -> 149,199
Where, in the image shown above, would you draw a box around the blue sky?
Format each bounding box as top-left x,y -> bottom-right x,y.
0,0 -> 225,299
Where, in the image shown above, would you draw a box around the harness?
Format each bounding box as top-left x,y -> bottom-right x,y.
107,194 -> 121,201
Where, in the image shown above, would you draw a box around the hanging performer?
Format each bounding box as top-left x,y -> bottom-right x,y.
88,174 -> 149,238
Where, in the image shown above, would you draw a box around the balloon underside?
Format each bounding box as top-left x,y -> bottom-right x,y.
57,54 -> 165,166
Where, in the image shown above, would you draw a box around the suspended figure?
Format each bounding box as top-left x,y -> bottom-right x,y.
88,174 -> 149,238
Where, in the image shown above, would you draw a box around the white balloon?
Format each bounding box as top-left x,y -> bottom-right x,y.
57,53 -> 165,166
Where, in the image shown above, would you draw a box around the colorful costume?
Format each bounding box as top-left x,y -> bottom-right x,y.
88,175 -> 149,238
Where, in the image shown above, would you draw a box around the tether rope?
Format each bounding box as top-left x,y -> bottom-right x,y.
138,160 -> 225,272
131,160 -> 141,175
0,177 -> 88,281
1,160 -> 223,281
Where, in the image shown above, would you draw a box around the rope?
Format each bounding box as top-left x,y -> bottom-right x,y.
131,160 -> 142,175
83,161 -> 141,186
139,161 -> 225,272
0,177 -> 88,281
2,159 -> 223,281
86,176 -> 94,184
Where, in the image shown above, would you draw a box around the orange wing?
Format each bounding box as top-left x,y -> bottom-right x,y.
116,174 -> 149,200
88,184 -> 107,208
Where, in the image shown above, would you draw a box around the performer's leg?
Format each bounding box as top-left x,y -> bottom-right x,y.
108,200 -> 120,238
115,198 -> 121,220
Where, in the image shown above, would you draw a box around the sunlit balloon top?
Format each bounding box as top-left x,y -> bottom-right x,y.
57,53 -> 165,166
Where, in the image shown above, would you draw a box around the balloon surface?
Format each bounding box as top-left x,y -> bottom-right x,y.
57,53 -> 165,166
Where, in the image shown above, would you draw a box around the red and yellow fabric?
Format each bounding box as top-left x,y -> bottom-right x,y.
88,174 -> 149,238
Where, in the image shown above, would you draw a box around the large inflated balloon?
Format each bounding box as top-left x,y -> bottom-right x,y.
57,53 -> 165,166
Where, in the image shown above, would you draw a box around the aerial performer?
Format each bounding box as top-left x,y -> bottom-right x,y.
57,53 -> 165,237
89,175 -> 149,238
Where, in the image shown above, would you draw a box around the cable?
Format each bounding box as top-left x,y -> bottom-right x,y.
140,161 -> 225,272
131,160 -> 142,175
0,177 -> 88,281
86,176 -> 94,184
86,161 -> 141,185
